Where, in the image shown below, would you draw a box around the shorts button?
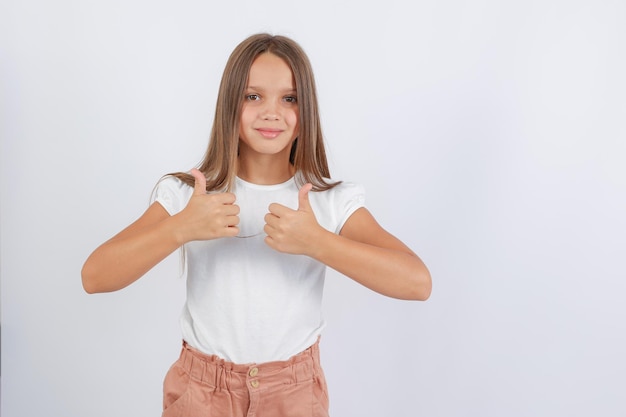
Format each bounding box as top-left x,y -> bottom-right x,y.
249,367 -> 259,377
250,380 -> 259,388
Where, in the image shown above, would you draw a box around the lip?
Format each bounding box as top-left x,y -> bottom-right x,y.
256,128 -> 283,139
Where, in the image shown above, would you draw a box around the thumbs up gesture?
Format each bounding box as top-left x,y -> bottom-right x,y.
175,169 -> 240,242
264,183 -> 323,255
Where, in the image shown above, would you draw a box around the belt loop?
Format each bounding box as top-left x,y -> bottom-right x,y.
224,368 -> 230,391
200,357 -> 206,385
181,345 -> 189,370
219,365 -> 226,392
214,364 -> 220,392
312,338 -> 321,364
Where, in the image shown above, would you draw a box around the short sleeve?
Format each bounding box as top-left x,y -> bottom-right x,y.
332,182 -> 366,234
151,176 -> 193,216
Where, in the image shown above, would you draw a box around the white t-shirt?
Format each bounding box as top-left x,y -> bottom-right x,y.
154,175 -> 365,364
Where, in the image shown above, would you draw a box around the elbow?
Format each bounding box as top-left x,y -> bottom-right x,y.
81,269 -> 96,294
414,283 -> 432,301
408,269 -> 432,301
408,286 -> 431,302
81,261 -> 101,294
399,253 -> 431,301
418,269 -> 433,301
82,281 -> 98,295
81,257 -> 133,294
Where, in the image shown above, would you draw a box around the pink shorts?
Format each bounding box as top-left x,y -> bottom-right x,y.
162,339 -> 330,417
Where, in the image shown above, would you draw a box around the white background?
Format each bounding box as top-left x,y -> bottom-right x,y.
2,0 -> 625,416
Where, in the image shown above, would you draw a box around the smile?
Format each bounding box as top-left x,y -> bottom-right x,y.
256,128 -> 283,139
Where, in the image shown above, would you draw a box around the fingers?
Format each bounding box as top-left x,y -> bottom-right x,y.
223,226 -> 240,237
266,184 -> 313,219
208,212 -> 239,238
264,212 -> 278,228
190,168 -> 207,195
184,168 -> 240,240
225,214 -> 240,227
216,195 -> 238,210
189,169 -> 237,205
213,202 -> 240,230
268,202 -> 287,217
298,183 -> 313,212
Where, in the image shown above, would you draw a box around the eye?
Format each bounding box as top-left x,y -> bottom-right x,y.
284,96 -> 297,103
245,94 -> 260,101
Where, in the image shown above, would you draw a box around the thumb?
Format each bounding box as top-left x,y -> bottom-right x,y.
298,183 -> 313,211
190,168 -> 207,195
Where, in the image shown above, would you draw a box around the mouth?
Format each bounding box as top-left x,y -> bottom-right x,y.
256,128 -> 283,139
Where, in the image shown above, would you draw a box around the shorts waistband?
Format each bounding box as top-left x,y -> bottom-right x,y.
177,339 -> 322,392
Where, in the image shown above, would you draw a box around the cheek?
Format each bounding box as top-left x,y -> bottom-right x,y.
239,107 -> 253,126
288,109 -> 299,130
238,110 -> 251,141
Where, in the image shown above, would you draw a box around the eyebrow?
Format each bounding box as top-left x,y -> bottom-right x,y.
246,86 -> 297,93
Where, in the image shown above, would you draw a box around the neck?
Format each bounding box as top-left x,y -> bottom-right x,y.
236,156 -> 295,185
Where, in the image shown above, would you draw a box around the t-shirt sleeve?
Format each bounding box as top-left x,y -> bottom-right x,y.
333,182 -> 366,234
151,176 -> 193,216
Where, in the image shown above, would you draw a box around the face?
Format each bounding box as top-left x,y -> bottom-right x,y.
238,53 -> 299,163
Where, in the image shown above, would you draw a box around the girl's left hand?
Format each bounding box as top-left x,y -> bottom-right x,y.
264,183 -> 325,255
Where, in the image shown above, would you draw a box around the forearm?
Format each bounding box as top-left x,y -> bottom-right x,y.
81,216 -> 183,293
310,230 -> 432,300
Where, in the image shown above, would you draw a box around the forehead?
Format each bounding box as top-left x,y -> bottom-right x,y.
247,53 -> 294,88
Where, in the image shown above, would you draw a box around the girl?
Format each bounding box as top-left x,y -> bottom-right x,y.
82,33 -> 431,417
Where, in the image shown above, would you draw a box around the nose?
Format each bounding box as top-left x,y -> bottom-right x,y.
261,99 -> 279,120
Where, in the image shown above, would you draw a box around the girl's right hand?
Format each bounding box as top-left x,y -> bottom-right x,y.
175,169 -> 240,242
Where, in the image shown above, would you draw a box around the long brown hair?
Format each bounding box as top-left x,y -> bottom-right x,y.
169,33 -> 338,192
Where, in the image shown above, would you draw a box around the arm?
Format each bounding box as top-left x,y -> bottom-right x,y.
81,170 -> 240,294
81,203 -> 183,293
314,208 -> 431,300
264,185 -> 431,301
